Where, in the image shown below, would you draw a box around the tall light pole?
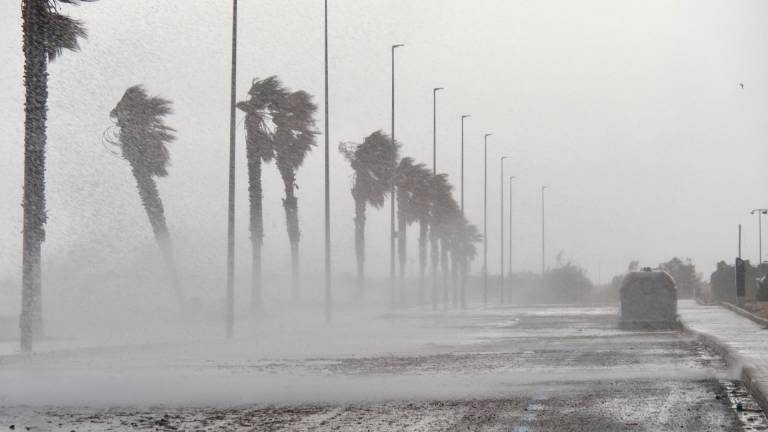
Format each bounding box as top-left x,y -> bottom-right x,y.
323,0 -> 332,324
541,186 -> 547,276
751,209 -> 768,265
500,156 -> 510,304
390,43 -> 404,310
225,0 -> 238,338
483,133 -> 492,306
460,115 -> 470,215
508,176 -> 515,282
432,88 -> 444,173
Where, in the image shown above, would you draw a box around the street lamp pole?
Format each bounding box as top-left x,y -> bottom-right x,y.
500,156 -> 510,304
390,44 -> 404,311
225,0 -> 238,338
483,133 -> 492,306
541,186 -> 547,276
509,176 -> 515,291
460,115 -> 470,216
433,88 -> 444,174
323,0 -> 332,324
751,209 -> 768,265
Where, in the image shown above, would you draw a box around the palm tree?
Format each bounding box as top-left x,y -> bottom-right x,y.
426,174 -> 452,310
273,89 -> 318,298
406,170 -> 437,308
109,85 -> 183,306
433,195 -> 460,309
395,157 -> 431,305
340,131 -> 398,295
452,220 -> 482,308
21,0 -> 95,351
236,76 -> 286,310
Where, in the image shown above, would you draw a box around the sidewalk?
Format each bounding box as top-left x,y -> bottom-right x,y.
678,300 -> 768,412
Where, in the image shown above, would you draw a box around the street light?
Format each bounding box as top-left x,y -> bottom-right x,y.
483,133 -> 492,306
433,87 -> 444,174
390,43 -> 404,311
508,176 -> 516,296
225,0 -> 238,338
541,186 -> 547,276
323,0 -> 332,324
460,114 -> 470,215
751,209 -> 768,265
500,156 -> 510,304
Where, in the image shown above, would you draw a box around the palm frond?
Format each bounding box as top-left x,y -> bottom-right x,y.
44,10 -> 87,60
110,85 -> 176,177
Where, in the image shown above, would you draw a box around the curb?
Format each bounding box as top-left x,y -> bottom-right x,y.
679,317 -> 768,415
721,302 -> 768,328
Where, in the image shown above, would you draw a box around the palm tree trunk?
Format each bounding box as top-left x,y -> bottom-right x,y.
397,187 -> 407,306
246,154 -> 264,311
451,250 -> 459,308
460,256 -> 468,309
353,192 -> 366,296
440,236 -> 449,310
278,164 -> 300,299
418,219 -> 427,308
430,224 -> 438,310
20,0 -> 49,351
130,165 -> 184,306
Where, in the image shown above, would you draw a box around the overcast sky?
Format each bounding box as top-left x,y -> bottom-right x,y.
1,1 -> 767,303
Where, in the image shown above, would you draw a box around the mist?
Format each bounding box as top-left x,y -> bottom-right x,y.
2,1 -> 768,430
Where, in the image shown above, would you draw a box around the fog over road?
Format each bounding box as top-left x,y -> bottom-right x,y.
1,304 -> 763,431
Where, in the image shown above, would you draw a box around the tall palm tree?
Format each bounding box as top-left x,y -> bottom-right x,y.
109,85 -> 184,306
406,170 -> 436,307
395,157 -> 431,305
273,89 -> 318,298
433,195 -> 460,309
426,174 -> 452,310
21,0 -> 95,351
340,131 -> 398,295
236,76 -> 285,310
452,220 -> 482,308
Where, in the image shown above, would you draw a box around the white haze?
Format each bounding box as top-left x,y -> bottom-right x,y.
1,1 -> 767,325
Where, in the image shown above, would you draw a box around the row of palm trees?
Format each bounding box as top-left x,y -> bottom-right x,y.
341,132 -> 481,309
18,0 -> 481,351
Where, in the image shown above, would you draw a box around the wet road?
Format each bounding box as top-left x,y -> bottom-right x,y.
1,305 -> 766,431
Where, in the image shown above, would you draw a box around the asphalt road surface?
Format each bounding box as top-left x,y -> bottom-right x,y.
1,305 -> 766,431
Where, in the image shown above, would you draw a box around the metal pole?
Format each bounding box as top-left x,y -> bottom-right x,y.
739,224 -> 742,258
483,133 -> 492,306
432,88 -> 444,174
390,44 -> 403,310
751,209 -> 767,266
324,0 -> 332,324
541,186 -> 547,276
508,176 -> 514,296
226,0 -> 238,338
460,115 -> 470,216
500,156 -> 508,304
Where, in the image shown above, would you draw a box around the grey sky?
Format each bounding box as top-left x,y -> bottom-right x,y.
1,0 -> 767,303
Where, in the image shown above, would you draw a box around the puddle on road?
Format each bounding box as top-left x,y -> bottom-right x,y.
722,380 -> 768,431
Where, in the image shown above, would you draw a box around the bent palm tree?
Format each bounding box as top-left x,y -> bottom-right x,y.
237,76 -> 285,310
21,0 -> 95,351
432,194 -> 460,309
395,157 -> 431,305
273,89 -> 318,298
452,220 -> 482,308
109,85 -> 184,306
340,131 -> 398,295
406,168 -> 435,307
427,174 -> 452,310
